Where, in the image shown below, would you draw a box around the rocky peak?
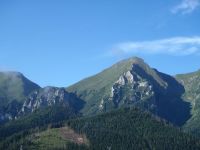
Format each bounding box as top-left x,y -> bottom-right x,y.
109,69 -> 155,109
102,57 -> 172,112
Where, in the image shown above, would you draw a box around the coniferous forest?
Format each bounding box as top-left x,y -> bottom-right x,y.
1,107 -> 200,150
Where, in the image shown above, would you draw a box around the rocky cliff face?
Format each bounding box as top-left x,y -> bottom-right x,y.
109,69 -> 155,109
21,87 -> 67,113
67,57 -> 190,126
0,86 -> 85,123
98,69 -> 156,112
97,60 -> 167,113
19,86 -> 85,116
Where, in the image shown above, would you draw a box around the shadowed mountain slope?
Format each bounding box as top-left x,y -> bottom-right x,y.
67,57 -> 191,126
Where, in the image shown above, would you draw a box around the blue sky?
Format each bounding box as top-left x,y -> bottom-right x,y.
0,0 -> 200,87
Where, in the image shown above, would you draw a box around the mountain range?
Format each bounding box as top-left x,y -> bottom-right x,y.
1,57 -> 200,149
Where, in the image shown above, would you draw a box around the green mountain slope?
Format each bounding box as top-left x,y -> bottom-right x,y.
67,57 -> 166,114
2,107 -> 200,150
0,72 -> 40,123
176,70 -> 200,135
68,57 -> 165,93
67,57 -> 191,126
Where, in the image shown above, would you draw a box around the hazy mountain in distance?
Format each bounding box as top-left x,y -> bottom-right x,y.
0,71 -> 40,122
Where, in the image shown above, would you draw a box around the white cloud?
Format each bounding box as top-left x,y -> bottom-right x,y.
108,37 -> 200,56
171,0 -> 200,14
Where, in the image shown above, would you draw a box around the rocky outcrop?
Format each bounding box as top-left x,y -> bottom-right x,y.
19,86 -> 85,115
97,61 -> 189,126
0,86 -> 85,122
109,68 -> 156,109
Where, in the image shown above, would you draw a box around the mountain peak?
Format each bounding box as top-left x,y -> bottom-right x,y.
67,56 -> 162,95
0,71 -> 23,78
0,71 -> 40,102
115,57 -> 145,68
107,57 -> 147,76
125,56 -> 144,64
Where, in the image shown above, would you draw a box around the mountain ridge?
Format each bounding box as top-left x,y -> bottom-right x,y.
66,57 -> 191,126
1,56 -> 200,137
0,71 -> 40,123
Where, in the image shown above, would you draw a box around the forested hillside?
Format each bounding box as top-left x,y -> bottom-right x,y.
1,107 -> 200,150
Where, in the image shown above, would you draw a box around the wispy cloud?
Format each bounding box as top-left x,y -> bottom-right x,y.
107,37 -> 200,56
171,0 -> 200,14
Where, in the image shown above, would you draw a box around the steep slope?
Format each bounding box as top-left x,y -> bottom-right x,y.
2,107 -> 200,150
0,72 -> 85,123
176,70 -> 200,135
67,57 -> 190,125
19,86 -> 85,116
0,72 -> 40,122
67,57 -> 163,114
